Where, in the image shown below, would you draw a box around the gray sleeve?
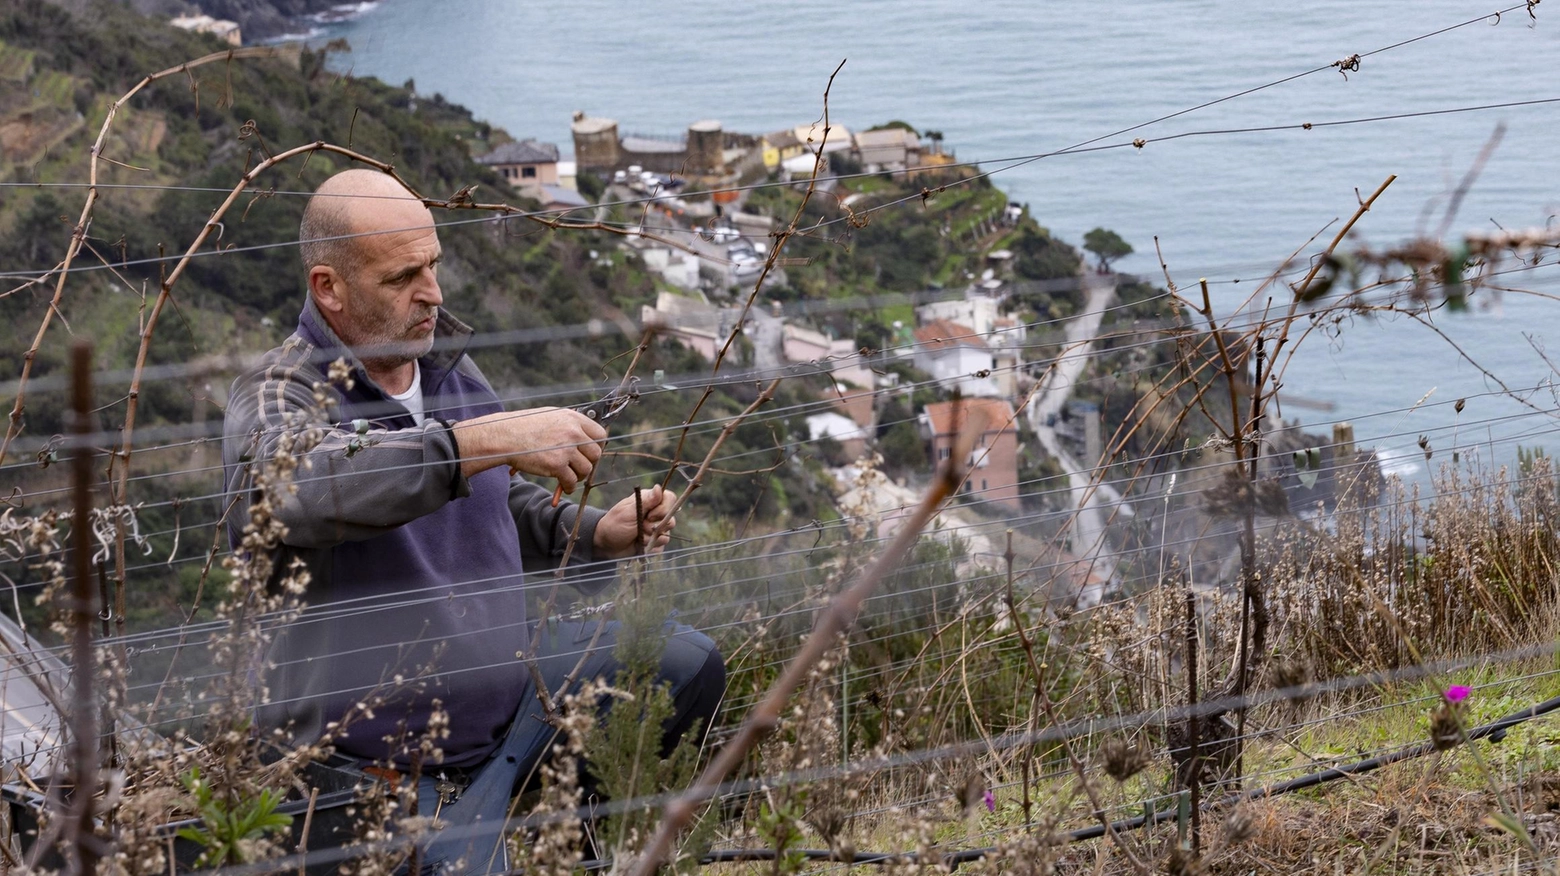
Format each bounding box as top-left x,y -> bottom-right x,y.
223,356 -> 468,549
508,477 -> 617,595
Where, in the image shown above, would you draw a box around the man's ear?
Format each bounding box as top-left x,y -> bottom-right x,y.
309,266 -> 347,314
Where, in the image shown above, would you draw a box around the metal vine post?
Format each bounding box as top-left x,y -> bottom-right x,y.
67,340 -> 101,876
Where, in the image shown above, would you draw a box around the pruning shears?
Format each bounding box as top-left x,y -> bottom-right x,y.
550,377 -> 640,507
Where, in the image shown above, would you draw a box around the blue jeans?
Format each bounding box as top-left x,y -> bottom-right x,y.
411,619 -> 724,875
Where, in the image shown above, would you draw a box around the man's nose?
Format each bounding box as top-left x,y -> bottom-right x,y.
413,269 -> 443,306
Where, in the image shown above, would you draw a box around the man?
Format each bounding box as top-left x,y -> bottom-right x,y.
222,169 -> 724,872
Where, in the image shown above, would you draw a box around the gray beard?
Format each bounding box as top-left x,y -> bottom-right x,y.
347,311 -> 437,370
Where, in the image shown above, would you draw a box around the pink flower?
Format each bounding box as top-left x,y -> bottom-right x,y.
983,789 -> 995,813
1444,684 -> 1472,704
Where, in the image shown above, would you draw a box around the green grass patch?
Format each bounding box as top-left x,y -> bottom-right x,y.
0,40 -> 36,82
933,253 -> 969,287
841,175 -> 893,196
32,69 -> 74,108
877,300 -> 915,326
949,189 -> 1010,238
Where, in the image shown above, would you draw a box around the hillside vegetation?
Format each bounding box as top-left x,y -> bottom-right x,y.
0,0 -> 846,631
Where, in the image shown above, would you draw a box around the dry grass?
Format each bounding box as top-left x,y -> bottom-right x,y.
689,453 -> 1560,875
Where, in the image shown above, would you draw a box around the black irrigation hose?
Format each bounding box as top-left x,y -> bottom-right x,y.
1068,691 -> 1560,842
579,693 -> 1560,871
580,846 -> 992,871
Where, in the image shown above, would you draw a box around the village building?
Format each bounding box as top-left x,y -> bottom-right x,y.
793,121 -> 854,156
760,129 -> 806,171
476,139 -> 561,193
641,290 -> 726,361
854,127 -> 922,172
923,398 -> 1021,510
916,297 -> 1025,398
782,324 -> 855,371
781,152 -> 824,181
169,14 -> 241,45
555,160 -> 578,191
780,324 -> 877,429
570,113 -> 761,180
989,317 -> 1024,398
805,411 -> 871,462
919,296 -> 1002,337
640,248 -> 700,291
912,318 -> 1000,398
535,184 -> 590,215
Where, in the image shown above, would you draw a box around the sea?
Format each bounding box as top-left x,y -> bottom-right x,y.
312,0 -> 1560,486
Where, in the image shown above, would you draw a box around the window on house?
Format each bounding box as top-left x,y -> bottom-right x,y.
981,478 -> 988,491
522,166 -> 537,178
937,447 -> 950,461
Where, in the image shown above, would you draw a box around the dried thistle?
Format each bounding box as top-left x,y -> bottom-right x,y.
1270,658 -> 1313,693
1430,702 -> 1465,751
1222,804 -> 1257,845
805,805 -> 847,845
1098,738 -> 1151,782
1203,468 -> 1291,518
951,771 -> 987,818
806,804 -> 854,864
515,683 -> 598,876
1166,845 -> 1203,876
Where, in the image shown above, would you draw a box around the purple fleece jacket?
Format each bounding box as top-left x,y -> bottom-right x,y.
223,299 -> 610,768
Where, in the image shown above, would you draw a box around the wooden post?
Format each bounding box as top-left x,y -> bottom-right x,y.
1233,335 -> 1265,784
1186,588 -> 1201,855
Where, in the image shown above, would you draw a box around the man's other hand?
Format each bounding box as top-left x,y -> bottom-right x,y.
453,407 -> 607,491
594,484 -> 677,559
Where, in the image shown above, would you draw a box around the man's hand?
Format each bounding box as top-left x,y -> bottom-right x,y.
453,407 -> 607,491
594,484 -> 678,559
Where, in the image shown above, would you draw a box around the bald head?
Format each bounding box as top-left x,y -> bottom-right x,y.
299,170 -> 432,281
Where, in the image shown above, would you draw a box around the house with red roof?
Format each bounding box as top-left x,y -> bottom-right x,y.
923,398 -> 1021,510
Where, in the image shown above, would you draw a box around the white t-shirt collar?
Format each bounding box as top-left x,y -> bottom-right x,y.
388,362 -> 426,426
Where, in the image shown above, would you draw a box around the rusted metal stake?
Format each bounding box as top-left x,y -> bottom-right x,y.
94,563 -> 117,770
68,340 -> 100,876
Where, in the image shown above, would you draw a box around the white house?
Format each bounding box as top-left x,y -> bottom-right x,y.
793,122 -> 854,155
806,412 -> 870,461
912,318 -> 1000,397
640,248 -> 700,290
918,297 -> 1001,336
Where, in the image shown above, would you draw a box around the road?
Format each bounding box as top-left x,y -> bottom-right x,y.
1024,272 -> 1122,606
748,308 -> 783,374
